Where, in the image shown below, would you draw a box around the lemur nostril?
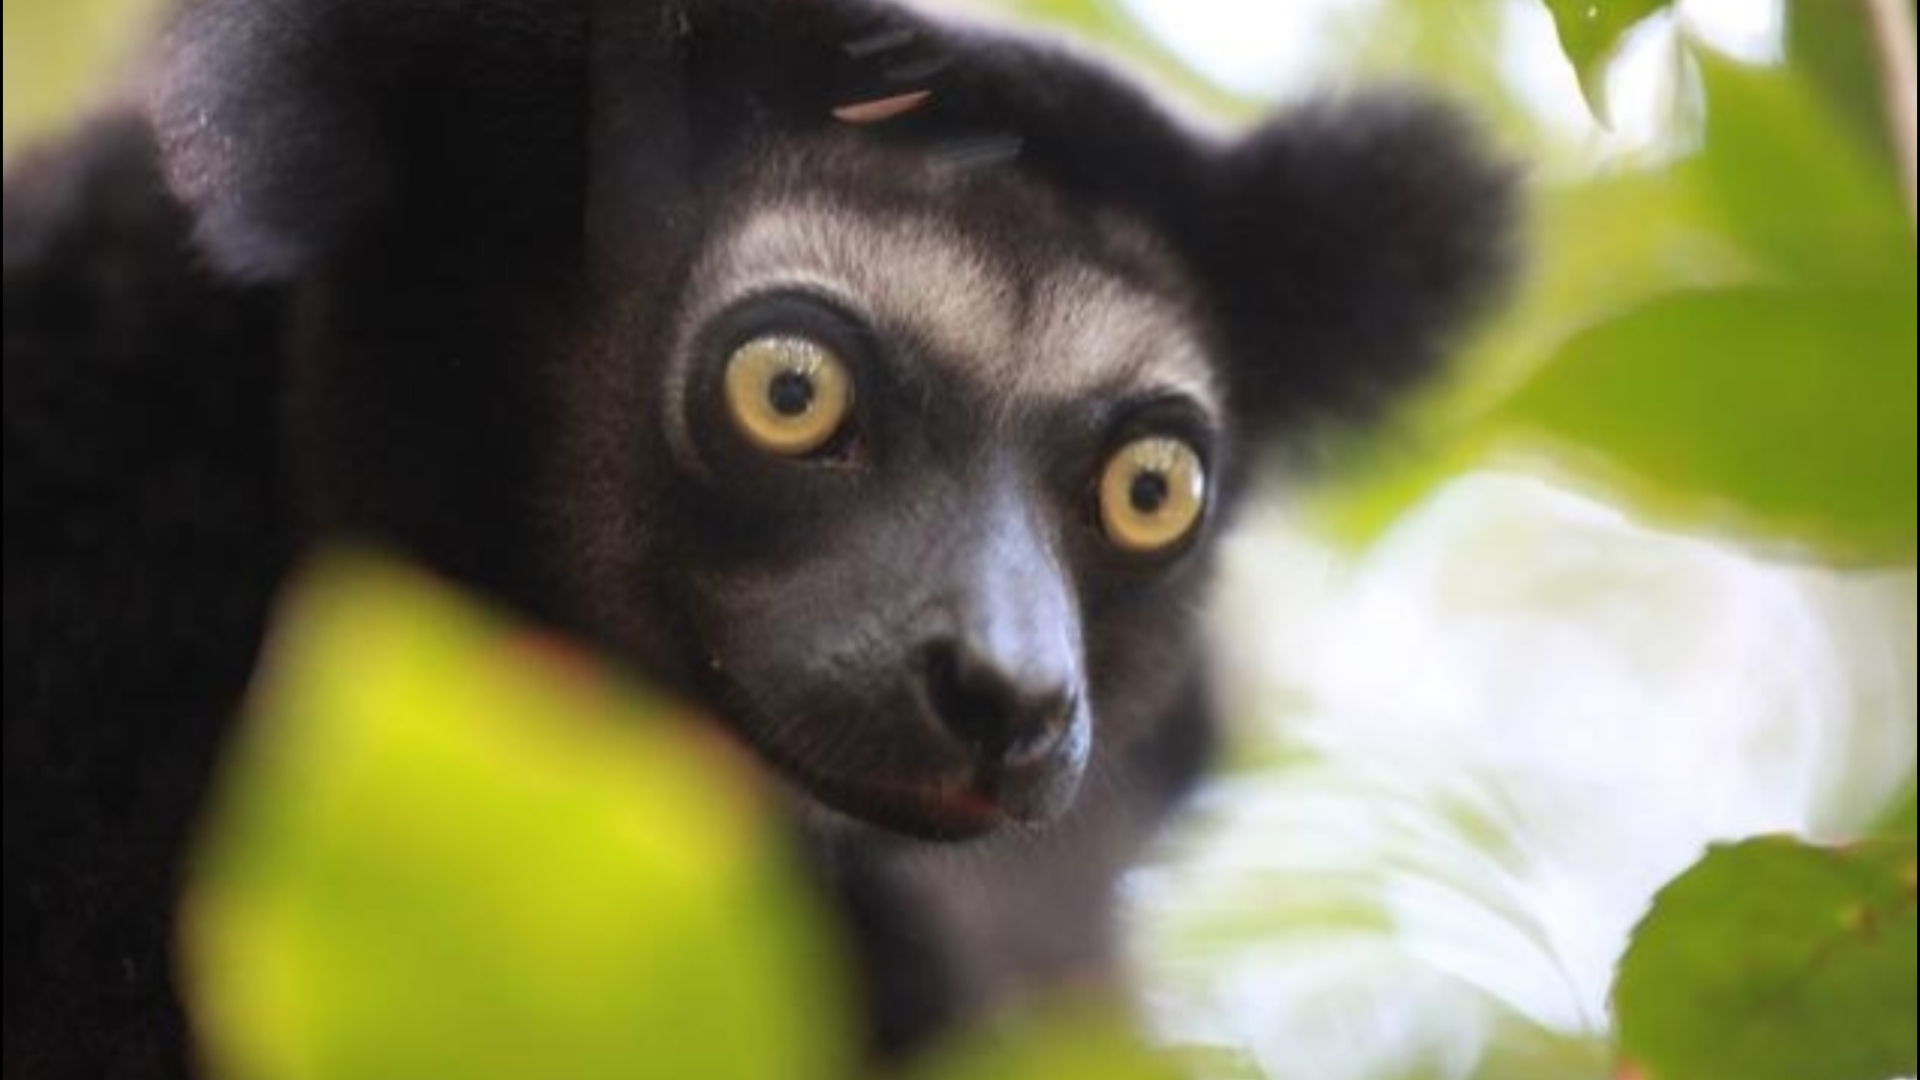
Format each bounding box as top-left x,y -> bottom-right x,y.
919,641 -> 1070,767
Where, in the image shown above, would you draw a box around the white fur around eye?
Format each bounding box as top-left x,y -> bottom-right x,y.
680,193 -> 1222,414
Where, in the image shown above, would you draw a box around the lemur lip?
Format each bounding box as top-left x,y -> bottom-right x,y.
728,717 -> 1014,840
698,673 -> 1039,839
816,773 -> 1012,842
779,741 -> 1084,840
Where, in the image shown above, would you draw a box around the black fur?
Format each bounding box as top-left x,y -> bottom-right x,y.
4,1 -> 1517,1075
5,113 -> 289,1078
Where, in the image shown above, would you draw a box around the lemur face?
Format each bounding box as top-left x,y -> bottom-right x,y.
150,0 -> 1512,845
632,141 -> 1225,839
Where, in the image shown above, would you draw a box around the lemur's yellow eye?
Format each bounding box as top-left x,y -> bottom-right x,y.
1098,437 -> 1206,553
723,335 -> 854,456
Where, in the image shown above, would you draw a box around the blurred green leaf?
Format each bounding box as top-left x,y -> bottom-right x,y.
1686,46 -> 1911,288
1304,165 -> 1757,547
1317,25 -> 1918,561
3,0 -> 159,155
1346,997 -> 1613,1080
1785,0 -> 1899,170
183,551 -> 853,1080
1495,285 -> 1917,563
1613,835 -> 1918,1080
1542,0 -> 1671,123
1450,168 -> 1756,414
1466,1020 -> 1611,1080
1877,780 -> 1918,840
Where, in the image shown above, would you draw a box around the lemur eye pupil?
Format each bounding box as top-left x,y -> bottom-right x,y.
768,370 -> 816,417
1129,471 -> 1170,514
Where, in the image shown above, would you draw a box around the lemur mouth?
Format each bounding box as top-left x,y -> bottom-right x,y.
808,772 -> 1011,841
694,666 -> 1077,841
730,723 -> 1043,841
732,715 -> 1089,841
739,731 -> 1038,841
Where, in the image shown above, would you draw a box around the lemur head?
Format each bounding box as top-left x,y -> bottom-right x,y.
154,0 -> 1515,841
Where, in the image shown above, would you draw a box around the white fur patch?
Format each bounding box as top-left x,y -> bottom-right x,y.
679,197 -> 1219,413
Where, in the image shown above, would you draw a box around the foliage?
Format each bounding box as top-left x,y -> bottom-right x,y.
1496,284 -> 1914,561
1882,782 -> 1919,840
1542,0 -> 1669,122
200,550 -> 1917,1080
1614,837 -> 1917,1080
185,553 -> 1187,1080
1324,1 -> 1919,570
1335,2 -> 1919,1075
1484,41 -> 1916,563
2,0 -> 160,156
182,554 -> 857,1080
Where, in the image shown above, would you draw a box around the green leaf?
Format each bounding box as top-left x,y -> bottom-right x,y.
3,0 -> 159,155
1877,779 -> 1919,840
1785,0 -> 1898,170
182,551 -> 853,1080
1687,46 -> 1911,288
1542,0 -> 1671,123
1495,285 -> 1917,564
1613,836 -> 1918,1080
1468,1019 -> 1612,1080
1302,168 -> 1755,548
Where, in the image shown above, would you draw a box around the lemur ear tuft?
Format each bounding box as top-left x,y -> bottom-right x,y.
147,0 -> 900,282
149,0 -> 586,280
1196,91 -> 1521,444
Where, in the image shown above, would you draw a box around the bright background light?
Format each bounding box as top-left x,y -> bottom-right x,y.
1127,476 -> 1912,1078
1063,2 -> 1912,1077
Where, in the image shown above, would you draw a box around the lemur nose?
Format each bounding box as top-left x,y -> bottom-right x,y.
918,640 -> 1074,770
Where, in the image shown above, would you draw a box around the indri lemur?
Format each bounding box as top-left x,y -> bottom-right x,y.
3,0 -> 1516,1074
